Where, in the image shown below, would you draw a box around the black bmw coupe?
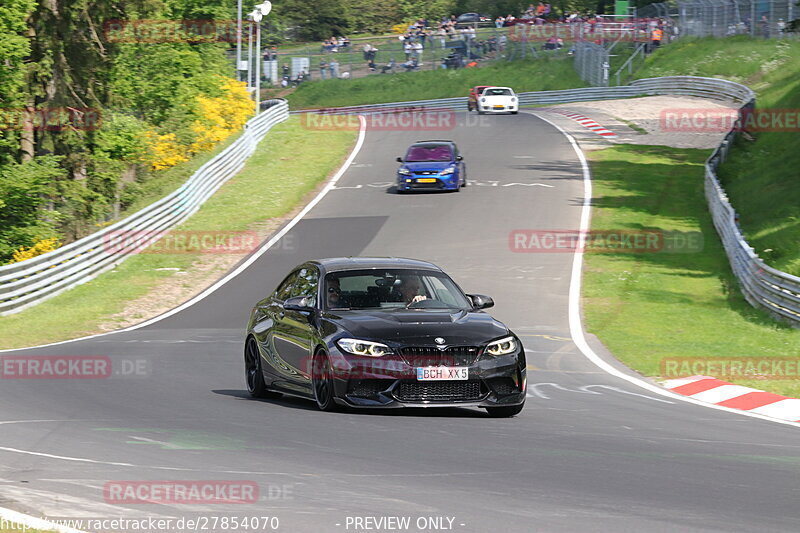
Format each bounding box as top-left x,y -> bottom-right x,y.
244,258 -> 526,417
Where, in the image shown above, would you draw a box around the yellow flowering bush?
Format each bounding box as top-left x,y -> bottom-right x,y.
140,77 -> 252,171
189,77 -> 254,154
10,238 -> 60,264
392,23 -> 411,34
143,131 -> 189,171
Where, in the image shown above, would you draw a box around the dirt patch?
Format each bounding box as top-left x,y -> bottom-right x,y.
536,95 -> 739,150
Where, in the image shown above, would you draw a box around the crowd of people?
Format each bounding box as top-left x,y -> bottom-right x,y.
276,8 -> 676,84
321,35 -> 350,53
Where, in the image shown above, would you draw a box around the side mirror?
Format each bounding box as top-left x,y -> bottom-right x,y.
456,155 -> 464,161
396,156 -> 403,163
467,294 -> 494,310
283,296 -> 315,312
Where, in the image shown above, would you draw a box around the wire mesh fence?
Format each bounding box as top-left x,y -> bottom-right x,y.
678,0 -> 797,38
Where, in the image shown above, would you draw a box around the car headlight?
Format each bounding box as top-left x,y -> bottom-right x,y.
511,97 -> 516,102
485,336 -> 517,356
398,168 -> 411,175
480,97 -> 486,103
439,166 -> 455,176
337,338 -> 391,357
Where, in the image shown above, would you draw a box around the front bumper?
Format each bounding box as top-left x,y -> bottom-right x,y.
398,174 -> 460,191
327,349 -> 526,408
480,104 -> 518,113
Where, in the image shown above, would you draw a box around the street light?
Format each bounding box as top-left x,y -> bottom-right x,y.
250,1 -> 272,114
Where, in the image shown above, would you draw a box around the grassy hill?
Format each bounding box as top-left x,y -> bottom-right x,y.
286,56 -> 584,109
636,36 -> 800,275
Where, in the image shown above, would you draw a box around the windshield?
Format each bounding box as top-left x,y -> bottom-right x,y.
483,88 -> 512,96
324,269 -> 471,310
405,144 -> 453,162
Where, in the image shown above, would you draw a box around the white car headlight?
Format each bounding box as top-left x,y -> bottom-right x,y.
511,97 -> 516,102
337,338 -> 390,357
480,97 -> 486,103
485,336 -> 517,356
398,168 -> 411,175
439,166 -> 454,176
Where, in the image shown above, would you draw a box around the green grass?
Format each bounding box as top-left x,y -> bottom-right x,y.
636,37 -> 800,274
287,57 -> 584,109
583,145 -> 800,398
0,117 -> 356,349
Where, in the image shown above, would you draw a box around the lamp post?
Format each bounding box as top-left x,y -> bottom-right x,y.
251,1 -> 272,114
236,0 -> 243,81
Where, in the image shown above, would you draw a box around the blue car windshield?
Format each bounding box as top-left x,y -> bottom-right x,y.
405,145 -> 453,162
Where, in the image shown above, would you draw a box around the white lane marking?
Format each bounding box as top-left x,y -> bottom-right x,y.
580,385 -> 673,404
0,505 -> 89,533
531,111 -> 800,428
526,383 -> 672,403
502,183 -> 554,187
0,116 -> 368,353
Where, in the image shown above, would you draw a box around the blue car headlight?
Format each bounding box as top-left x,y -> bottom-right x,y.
398,168 -> 411,176
439,166 -> 455,176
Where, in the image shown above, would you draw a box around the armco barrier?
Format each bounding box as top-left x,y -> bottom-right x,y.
0,99 -> 289,315
4,79 -> 795,326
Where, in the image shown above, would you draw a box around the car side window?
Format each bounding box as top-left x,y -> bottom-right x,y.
290,267 -> 319,306
274,271 -> 299,301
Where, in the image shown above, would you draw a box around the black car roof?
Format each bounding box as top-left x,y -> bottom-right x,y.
414,140 -> 455,144
309,257 -> 442,273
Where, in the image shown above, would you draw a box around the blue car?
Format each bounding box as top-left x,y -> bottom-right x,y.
396,140 -> 467,193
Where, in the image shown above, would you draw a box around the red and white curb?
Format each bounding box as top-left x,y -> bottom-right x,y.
663,375 -> 800,423
540,109 -> 617,138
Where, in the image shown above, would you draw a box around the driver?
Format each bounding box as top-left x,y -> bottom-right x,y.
326,277 -> 347,308
397,275 -> 427,304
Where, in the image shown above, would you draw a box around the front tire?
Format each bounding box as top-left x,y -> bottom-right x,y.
245,337 -> 281,399
312,352 -> 339,412
485,402 -> 524,418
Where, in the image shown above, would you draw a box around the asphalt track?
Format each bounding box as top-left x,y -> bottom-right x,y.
1,111 -> 798,533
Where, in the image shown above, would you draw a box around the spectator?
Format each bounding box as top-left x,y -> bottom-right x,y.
495,16 -> 504,28
329,59 -> 339,78
413,41 -> 423,64
404,40 -> 413,59
319,58 -> 328,80
437,26 -> 447,47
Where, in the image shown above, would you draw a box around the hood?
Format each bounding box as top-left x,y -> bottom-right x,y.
402,161 -> 453,172
323,308 -> 509,346
482,94 -> 514,102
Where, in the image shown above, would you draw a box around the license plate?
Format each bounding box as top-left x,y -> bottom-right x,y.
416,367 -> 468,381
493,105 -> 504,109
417,178 -> 437,183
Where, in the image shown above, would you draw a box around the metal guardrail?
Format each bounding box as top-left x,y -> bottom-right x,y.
5,78 -> 795,326
293,76 -> 800,326
0,99 -> 289,315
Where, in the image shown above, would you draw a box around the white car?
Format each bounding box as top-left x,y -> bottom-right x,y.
477,87 -> 518,114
